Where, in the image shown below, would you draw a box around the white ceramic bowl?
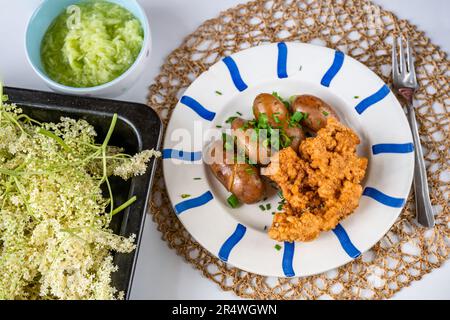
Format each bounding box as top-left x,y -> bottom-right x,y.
25,0 -> 151,98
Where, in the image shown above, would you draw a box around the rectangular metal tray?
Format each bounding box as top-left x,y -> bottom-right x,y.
4,86 -> 162,299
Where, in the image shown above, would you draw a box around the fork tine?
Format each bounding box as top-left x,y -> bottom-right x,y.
406,36 -> 417,80
392,35 -> 399,79
398,36 -> 407,74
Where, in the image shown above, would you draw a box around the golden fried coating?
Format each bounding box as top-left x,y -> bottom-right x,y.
265,118 -> 368,242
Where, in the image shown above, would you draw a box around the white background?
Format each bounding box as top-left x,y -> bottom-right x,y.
0,0 -> 448,299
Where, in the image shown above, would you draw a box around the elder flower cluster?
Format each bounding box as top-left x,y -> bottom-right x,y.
0,95 -> 160,300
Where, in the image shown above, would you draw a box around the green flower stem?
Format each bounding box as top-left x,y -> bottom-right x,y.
0,168 -> 20,176
38,128 -> 71,153
102,146 -> 114,216
111,196 -> 136,216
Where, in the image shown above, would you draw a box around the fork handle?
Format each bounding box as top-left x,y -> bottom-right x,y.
406,101 -> 435,228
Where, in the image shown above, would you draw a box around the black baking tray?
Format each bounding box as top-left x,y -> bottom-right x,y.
4,86 -> 162,299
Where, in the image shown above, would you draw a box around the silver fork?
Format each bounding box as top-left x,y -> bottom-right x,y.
392,35 -> 435,228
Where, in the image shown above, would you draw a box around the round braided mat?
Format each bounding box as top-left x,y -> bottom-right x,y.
147,0 -> 449,299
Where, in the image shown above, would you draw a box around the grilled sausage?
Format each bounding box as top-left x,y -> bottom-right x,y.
253,93 -> 290,128
206,140 -> 265,204
291,95 -> 339,132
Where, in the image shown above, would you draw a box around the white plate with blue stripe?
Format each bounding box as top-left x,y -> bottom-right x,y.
162,42 -> 414,277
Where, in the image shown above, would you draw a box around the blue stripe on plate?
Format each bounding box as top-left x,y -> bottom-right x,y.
218,224 -> 247,262
180,96 -> 216,121
162,149 -> 202,161
277,42 -> 288,78
320,50 -> 344,87
332,223 -> 361,258
372,143 -> 414,155
355,85 -> 391,115
282,242 -> 295,277
174,191 -> 214,215
222,56 -> 248,91
362,187 -> 405,208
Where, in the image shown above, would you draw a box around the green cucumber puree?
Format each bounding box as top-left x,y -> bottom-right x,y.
41,1 -> 144,88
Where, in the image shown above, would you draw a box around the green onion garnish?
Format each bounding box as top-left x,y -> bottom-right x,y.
216,125 -> 222,128
236,111 -> 243,116
225,116 -> 237,124
181,194 -> 191,199
193,177 -> 201,180
266,203 -> 271,210
322,111 -> 329,116
227,194 -> 239,208
259,204 -> 266,211
245,167 -> 255,175
215,90 -> 223,95
275,244 -> 282,251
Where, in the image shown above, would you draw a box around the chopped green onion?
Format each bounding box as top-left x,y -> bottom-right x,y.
291,111 -> 305,123
193,177 -> 202,180
181,194 -> 191,199
322,111 -> 329,116
354,96 -> 359,99
215,90 -> 223,95
274,244 -> 282,251
216,125 -> 222,128
257,113 -> 269,129
227,194 -> 239,208
266,203 -> 271,210
259,204 -> 266,211
272,92 -> 290,109
225,116 -> 237,124
273,114 -> 281,123
236,111 -> 243,116
277,204 -> 283,211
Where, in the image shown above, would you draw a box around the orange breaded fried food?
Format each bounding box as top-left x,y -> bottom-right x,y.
265,117 -> 368,242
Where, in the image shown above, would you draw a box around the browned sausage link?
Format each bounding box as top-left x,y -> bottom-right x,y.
231,117 -> 271,165
291,95 -> 339,132
253,93 -> 289,128
206,140 -> 265,204
230,164 -> 265,204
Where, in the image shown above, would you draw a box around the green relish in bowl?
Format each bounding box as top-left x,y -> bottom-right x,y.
41,1 -> 144,88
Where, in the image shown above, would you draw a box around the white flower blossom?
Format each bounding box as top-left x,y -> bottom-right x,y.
0,100 -> 160,300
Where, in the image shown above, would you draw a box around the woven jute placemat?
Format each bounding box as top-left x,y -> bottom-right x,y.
147,0 -> 449,299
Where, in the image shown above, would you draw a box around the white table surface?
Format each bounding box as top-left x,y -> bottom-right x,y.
0,0 -> 448,300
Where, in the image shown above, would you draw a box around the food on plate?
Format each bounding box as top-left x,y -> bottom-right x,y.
0,86 -> 160,299
205,140 -> 265,204
210,91 -> 367,241
291,94 -> 339,132
265,118 -> 368,242
231,117 -> 271,165
41,1 -> 144,88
